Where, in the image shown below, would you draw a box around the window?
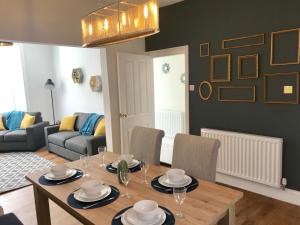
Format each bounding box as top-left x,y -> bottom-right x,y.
0,45 -> 27,112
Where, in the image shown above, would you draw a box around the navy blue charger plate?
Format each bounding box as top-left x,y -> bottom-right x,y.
151,175 -> 199,194
111,205 -> 175,225
106,162 -> 141,174
67,185 -> 120,209
38,169 -> 83,186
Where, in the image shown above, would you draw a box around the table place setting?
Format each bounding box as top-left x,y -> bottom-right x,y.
67,179 -> 120,209
106,154 -> 141,173
111,200 -> 175,225
38,164 -> 83,186
151,168 -> 199,194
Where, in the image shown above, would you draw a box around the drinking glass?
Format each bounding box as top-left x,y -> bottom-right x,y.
140,160 -> 150,184
120,169 -> 131,198
173,187 -> 187,218
80,155 -> 90,178
98,146 -> 107,168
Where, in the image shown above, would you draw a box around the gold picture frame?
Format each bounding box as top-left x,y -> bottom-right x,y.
222,33 -> 265,49
264,72 -> 299,104
200,42 -> 210,57
199,81 -> 213,101
270,28 -> 300,66
210,54 -> 231,82
238,54 -> 259,80
218,86 -> 256,103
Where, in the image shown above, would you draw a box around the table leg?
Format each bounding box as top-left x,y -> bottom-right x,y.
33,186 -> 51,225
218,205 -> 235,225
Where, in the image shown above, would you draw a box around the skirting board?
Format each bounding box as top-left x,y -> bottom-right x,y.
216,173 -> 300,206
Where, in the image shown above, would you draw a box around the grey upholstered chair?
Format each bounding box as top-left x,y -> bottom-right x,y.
172,133 -> 220,182
129,126 -> 165,165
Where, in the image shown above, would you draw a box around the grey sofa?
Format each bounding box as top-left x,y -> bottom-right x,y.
0,112 -> 49,152
45,112 -> 106,161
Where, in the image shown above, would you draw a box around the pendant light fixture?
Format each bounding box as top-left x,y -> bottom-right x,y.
0,41 -> 13,46
81,0 -> 159,47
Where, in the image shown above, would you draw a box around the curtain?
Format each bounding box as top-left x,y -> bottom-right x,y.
0,45 -> 27,112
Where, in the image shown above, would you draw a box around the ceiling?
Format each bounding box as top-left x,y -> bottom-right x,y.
159,0 -> 184,7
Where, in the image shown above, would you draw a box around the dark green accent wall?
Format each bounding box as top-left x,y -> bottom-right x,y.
146,0 -> 300,190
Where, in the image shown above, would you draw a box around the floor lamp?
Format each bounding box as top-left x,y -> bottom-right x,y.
44,79 -> 56,125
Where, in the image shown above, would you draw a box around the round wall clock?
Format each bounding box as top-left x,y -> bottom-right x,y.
162,63 -> 171,74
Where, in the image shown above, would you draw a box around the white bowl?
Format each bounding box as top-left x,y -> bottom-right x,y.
50,164 -> 67,178
166,169 -> 186,184
119,154 -> 134,164
133,200 -> 159,221
80,180 -> 102,198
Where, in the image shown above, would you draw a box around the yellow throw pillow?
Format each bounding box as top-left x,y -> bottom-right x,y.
94,118 -> 106,136
20,113 -> 35,129
59,115 -> 77,131
0,115 -> 5,130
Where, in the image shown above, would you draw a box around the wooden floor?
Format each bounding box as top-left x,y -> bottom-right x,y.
1,149 -> 300,225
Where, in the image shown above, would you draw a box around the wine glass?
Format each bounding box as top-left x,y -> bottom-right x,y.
98,146 -> 107,168
173,187 -> 187,218
140,160 -> 150,184
80,155 -> 90,178
120,169 -> 131,198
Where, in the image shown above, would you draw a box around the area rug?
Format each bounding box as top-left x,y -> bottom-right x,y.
0,152 -> 54,193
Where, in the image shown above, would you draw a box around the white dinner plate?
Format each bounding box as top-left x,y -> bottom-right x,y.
74,185 -> 111,202
121,208 -> 166,225
44,168 -> 77,181
158,175 -> 192,188
111,159 -> 140,169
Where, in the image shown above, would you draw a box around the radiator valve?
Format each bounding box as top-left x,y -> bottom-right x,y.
281,178 -> 287,191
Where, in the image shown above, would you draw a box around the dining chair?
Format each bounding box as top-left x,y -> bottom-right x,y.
129,126 -> 165,165
172,133 -> 220,182
0,205 -> 24,225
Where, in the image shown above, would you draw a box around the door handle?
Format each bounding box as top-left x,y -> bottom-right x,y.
120,113 -> 128,118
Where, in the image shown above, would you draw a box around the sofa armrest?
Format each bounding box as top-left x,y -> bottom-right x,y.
26,121 -> 50,150
44,125 -> 60,136
44,125 -> 60,150
86,135 -> 107,156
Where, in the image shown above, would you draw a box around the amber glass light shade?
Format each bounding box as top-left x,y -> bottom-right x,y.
81,0 -> 159,47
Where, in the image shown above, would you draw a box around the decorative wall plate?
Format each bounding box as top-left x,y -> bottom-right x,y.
90,76 -> 102,92
72,68 -> 83,84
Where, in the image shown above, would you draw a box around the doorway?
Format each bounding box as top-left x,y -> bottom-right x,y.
148,46 -> 189,164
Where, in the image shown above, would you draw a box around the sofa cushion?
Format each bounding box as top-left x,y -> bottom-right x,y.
48,131 -> 79,148
74,112 -> 92,131
0,130 -> 10,142
4,130 -> 27,142
65,135 -> 92,154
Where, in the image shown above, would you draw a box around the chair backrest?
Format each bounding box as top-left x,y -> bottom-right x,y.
172,133 -> 220,182
129,126 -> 165,165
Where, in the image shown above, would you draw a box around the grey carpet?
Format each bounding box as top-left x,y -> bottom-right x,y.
0,152 -> 54,193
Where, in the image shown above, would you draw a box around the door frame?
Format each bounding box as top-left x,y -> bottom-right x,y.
147,45 -> 190,134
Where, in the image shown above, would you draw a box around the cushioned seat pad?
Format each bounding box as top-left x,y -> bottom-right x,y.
4,130 -> 27,142
48,132 -> 79,148
0,213 -> 24,225
65,135 -> 92,154
0,130 -> 10,142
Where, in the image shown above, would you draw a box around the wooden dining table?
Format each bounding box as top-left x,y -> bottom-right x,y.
26,152 -> 243,225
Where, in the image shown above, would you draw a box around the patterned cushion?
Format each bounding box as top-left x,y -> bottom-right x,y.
48,132 -> 79,147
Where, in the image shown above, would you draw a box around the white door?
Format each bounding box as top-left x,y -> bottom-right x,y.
117,52 -> 155,154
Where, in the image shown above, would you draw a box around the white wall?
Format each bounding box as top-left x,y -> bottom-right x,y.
20,44 -> 55,122
21,43 -> 104,123
154,54 -> 185,112
53,46 -> 104,119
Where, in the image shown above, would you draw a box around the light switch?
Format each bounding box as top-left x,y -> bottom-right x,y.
283,85 -> 293,94
189,85 -> 195,91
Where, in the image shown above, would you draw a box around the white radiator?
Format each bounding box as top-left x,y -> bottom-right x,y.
156,111 -> 184,164
155,111 -> 184,138
201,128 -> 283,188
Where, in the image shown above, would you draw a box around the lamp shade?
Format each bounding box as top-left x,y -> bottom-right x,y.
44,79 -> 55,90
